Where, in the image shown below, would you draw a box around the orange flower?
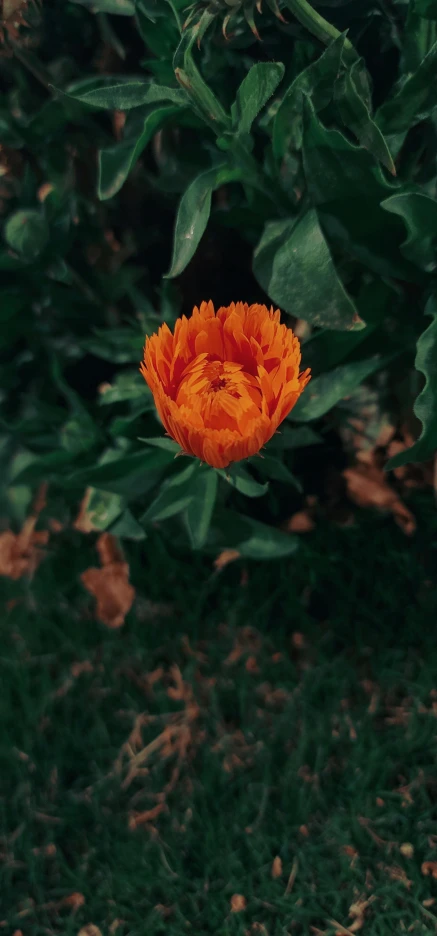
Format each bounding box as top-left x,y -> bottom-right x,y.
140,301 -> 310,470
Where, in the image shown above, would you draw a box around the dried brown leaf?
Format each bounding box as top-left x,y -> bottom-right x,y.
77,926 -> 103,936
287,510 -> 315,533
214,548 -> 240,570
81,534 -> 134,629
230,894 -> 247,913
271,855 -> 283,879
343,465 -> 416,535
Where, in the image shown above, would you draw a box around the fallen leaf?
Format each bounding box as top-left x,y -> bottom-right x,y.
81,533 -> 135,629
37,182 -> 54,203
0,497 -> 49,581
343,465 -> 416,534
230,894 -> 246,913
77,926 -> 103,936
287,510 -> 315,533
272,855 -> 283,879
214,549 -> 240,570
74,489 -> 97,534
422,861 -> 437,879
61,893 -> 85,910
400,842 -> 414,858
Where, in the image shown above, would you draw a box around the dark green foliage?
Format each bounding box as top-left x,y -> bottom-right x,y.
1,0 -> 436,554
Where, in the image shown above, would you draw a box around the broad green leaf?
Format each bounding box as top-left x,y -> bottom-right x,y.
208,509 -> 298,560
233,63 -> 285,135
139,437 -> 181,453
376,40 -> 437,134
4,210 -> 48,262
302,103 -> 421,282
184,466 -> 218,549
99,371 -> 149,405
252,455 -> 301,489
266,426 -> 322,450
386,296 -> 437,469
165,164 -> 241,278
60,417 -> 98,454
217,464 -> 269,498
57,77 -> 187,112
173,29 -> 231,131
303,98 -> 394,203
68,448 -> 175,497
273,33 -> 346,160
109,508 -> 146,540
335,61 -> 396,174
382,192 -> 437,272
291,355 -> 386,421
142,462 -> 197,523
70,0 -> 134,14
98,104 -> 181,199
253,210 -> 363,331
81,328 -> 143,363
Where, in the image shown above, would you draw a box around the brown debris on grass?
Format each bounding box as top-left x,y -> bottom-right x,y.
81,533 -> 135,629
0,484 -> 49,580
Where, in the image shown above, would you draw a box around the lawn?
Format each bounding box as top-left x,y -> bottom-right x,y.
1,494 -> 437,936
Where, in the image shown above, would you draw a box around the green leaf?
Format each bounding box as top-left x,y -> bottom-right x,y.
98,104 -> 181,199
68,448 -> 175,497
55,79 -> 158,110
208,509 -> 298,560
252,455 -> 301,489
291,355 -> 386,421
253,211 -> 363,331
386,296 -> 437,469
302,98 -> 394,204
109,508 -> 146,540
414,0 -> 437,17
142,462 -> 197,523
139,437 -> 181,454
382,192 -> 437,272
376,40 -> 437,134
335,61 -> 396,174
233,63 -> 285,135
165,164 -> 240,278
272,33 -> 346,160
81,328 -> 143,363
302,103 -> 422,282
217,464 -> 269,498
99,371 -> 149,405
266,426 -> 322,450
70,0 -> 135,14
4,210 -> 49,262
184,465 -> 218,549
173,29 -> 231,131
60,417 -> 98,454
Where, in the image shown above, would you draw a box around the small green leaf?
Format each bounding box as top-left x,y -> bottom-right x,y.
335,61 -> 396,174
208,509 -> 298,560
99,371 -> 146,404
291,355 -> 386,421
217,464 -> 269,498
4,210 -> 49,262
382,192 -> 437,272
173,29 -> 231,131
184,465 -> 218,549
253,210 -> 363,331
139,437 -> 181,454
266,426 -> 322,450
273,33 -> 346,160
165,164 -> 240,278
376,39 -> 437,134
142,462 -> 197,523
109,508 -> 147,540
98,104 -> 181,199
253,455 -> 301,490
84,489 -> 125,530
233,62 -> 285,135
68,448 -> 175,497
386,296 -> 437,469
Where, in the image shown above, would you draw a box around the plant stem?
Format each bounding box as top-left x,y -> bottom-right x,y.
282,0 -> 359,64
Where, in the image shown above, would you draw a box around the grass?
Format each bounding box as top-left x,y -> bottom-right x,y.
1,493 -> 437,935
